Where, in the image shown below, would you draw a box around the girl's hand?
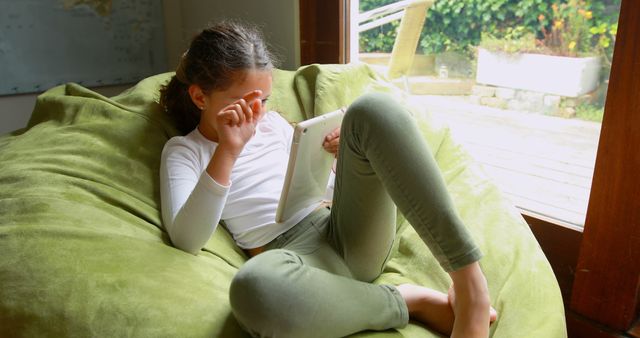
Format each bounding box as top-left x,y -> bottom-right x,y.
323,127 -> 340,156
216,90 -> 264,156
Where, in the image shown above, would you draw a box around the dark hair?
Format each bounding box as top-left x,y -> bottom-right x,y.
160,21 -> 276,134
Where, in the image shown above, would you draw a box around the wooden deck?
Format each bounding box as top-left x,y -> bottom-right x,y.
409,94 -> 601,227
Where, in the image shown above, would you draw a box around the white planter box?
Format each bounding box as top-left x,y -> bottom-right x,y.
476,48 -> 601,97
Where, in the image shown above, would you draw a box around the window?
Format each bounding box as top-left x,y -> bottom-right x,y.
351,0 -> 621,228
339,0 -> 639,333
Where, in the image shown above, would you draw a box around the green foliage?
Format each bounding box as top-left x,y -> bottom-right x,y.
575,103 -> 604,122
418,0 -> 552,55
359,21 -> 400,53
480,27 -> 537,54
359,0 -> 401,53
534,0 -> 595,56
359,0 -> 555,54
359,0 -> 620,62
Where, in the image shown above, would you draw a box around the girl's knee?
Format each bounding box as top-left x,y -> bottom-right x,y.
229,249 -> 306,337
230,249 -> 300,305
348,92 -> 394,116
345,92 -> 411,129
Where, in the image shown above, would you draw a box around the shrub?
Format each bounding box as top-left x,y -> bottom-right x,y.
479,27 -> 537,54
359,0 -> 401,53
575,103 -> 604,122
537,0 -> 595,56
419,0 -> 553,55
359,0 -> 619,60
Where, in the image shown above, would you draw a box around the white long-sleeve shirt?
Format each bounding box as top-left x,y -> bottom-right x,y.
160,111 -> 319,254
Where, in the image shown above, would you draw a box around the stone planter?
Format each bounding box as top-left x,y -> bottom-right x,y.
476,48 -> 601,98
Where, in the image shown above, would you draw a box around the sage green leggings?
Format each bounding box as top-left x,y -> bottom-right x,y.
229,92 -> 482,338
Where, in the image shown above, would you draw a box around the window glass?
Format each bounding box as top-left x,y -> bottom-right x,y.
353,0 -> 621,227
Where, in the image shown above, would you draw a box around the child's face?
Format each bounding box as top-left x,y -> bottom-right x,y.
204,69 -> 272,122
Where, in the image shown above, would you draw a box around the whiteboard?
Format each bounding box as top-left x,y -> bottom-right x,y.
0,0 -> 167,95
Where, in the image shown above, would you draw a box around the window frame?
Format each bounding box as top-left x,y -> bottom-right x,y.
568,0 -> 640,333
299,0 -> 640,334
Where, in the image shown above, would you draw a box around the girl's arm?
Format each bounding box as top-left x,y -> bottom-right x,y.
161,91 -> 263,254
160,142 -> 230,255
206,144 -> 239,186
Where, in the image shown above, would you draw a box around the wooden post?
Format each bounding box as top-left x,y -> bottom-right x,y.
570,0 -> 640,332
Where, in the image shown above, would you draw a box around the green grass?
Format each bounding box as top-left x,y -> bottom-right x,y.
575,103 -> 604,122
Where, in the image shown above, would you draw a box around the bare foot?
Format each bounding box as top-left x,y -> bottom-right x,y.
449,262 -> 492,338
396,284 -> 455,336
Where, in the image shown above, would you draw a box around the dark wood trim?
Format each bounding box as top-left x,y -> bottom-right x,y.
337,0 -> 346,63
630,319 -> 640,338
518,212 -> 638,338
570,0 -> 640,331
567,311 -> 627,338
521,210 -> 582,305
299,0 -> 316,65
299,0 -> 346,65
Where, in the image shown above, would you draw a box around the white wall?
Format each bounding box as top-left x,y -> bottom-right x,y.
0,0 -> 300,135
0,94 -> 38,135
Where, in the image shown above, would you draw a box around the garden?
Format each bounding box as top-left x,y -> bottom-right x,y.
359,0 -> 620,122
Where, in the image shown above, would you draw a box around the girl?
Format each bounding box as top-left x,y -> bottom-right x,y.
159,21 -> 496,338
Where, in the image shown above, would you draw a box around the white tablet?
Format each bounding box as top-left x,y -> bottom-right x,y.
275,108 -> 346,223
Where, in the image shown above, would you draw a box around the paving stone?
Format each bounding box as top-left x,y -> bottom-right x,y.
563,98 -> 578,108
496,87 -> 516,100
516,90 -> 545,112
468,95 -> 481,105
472,85 -> 496,97
405,77 -> 474,95
543,95 -> 562,114
558,107 -> 577,118
516,90 -> 545,102
480,97 -> 507,109
507,100 -> 527,111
